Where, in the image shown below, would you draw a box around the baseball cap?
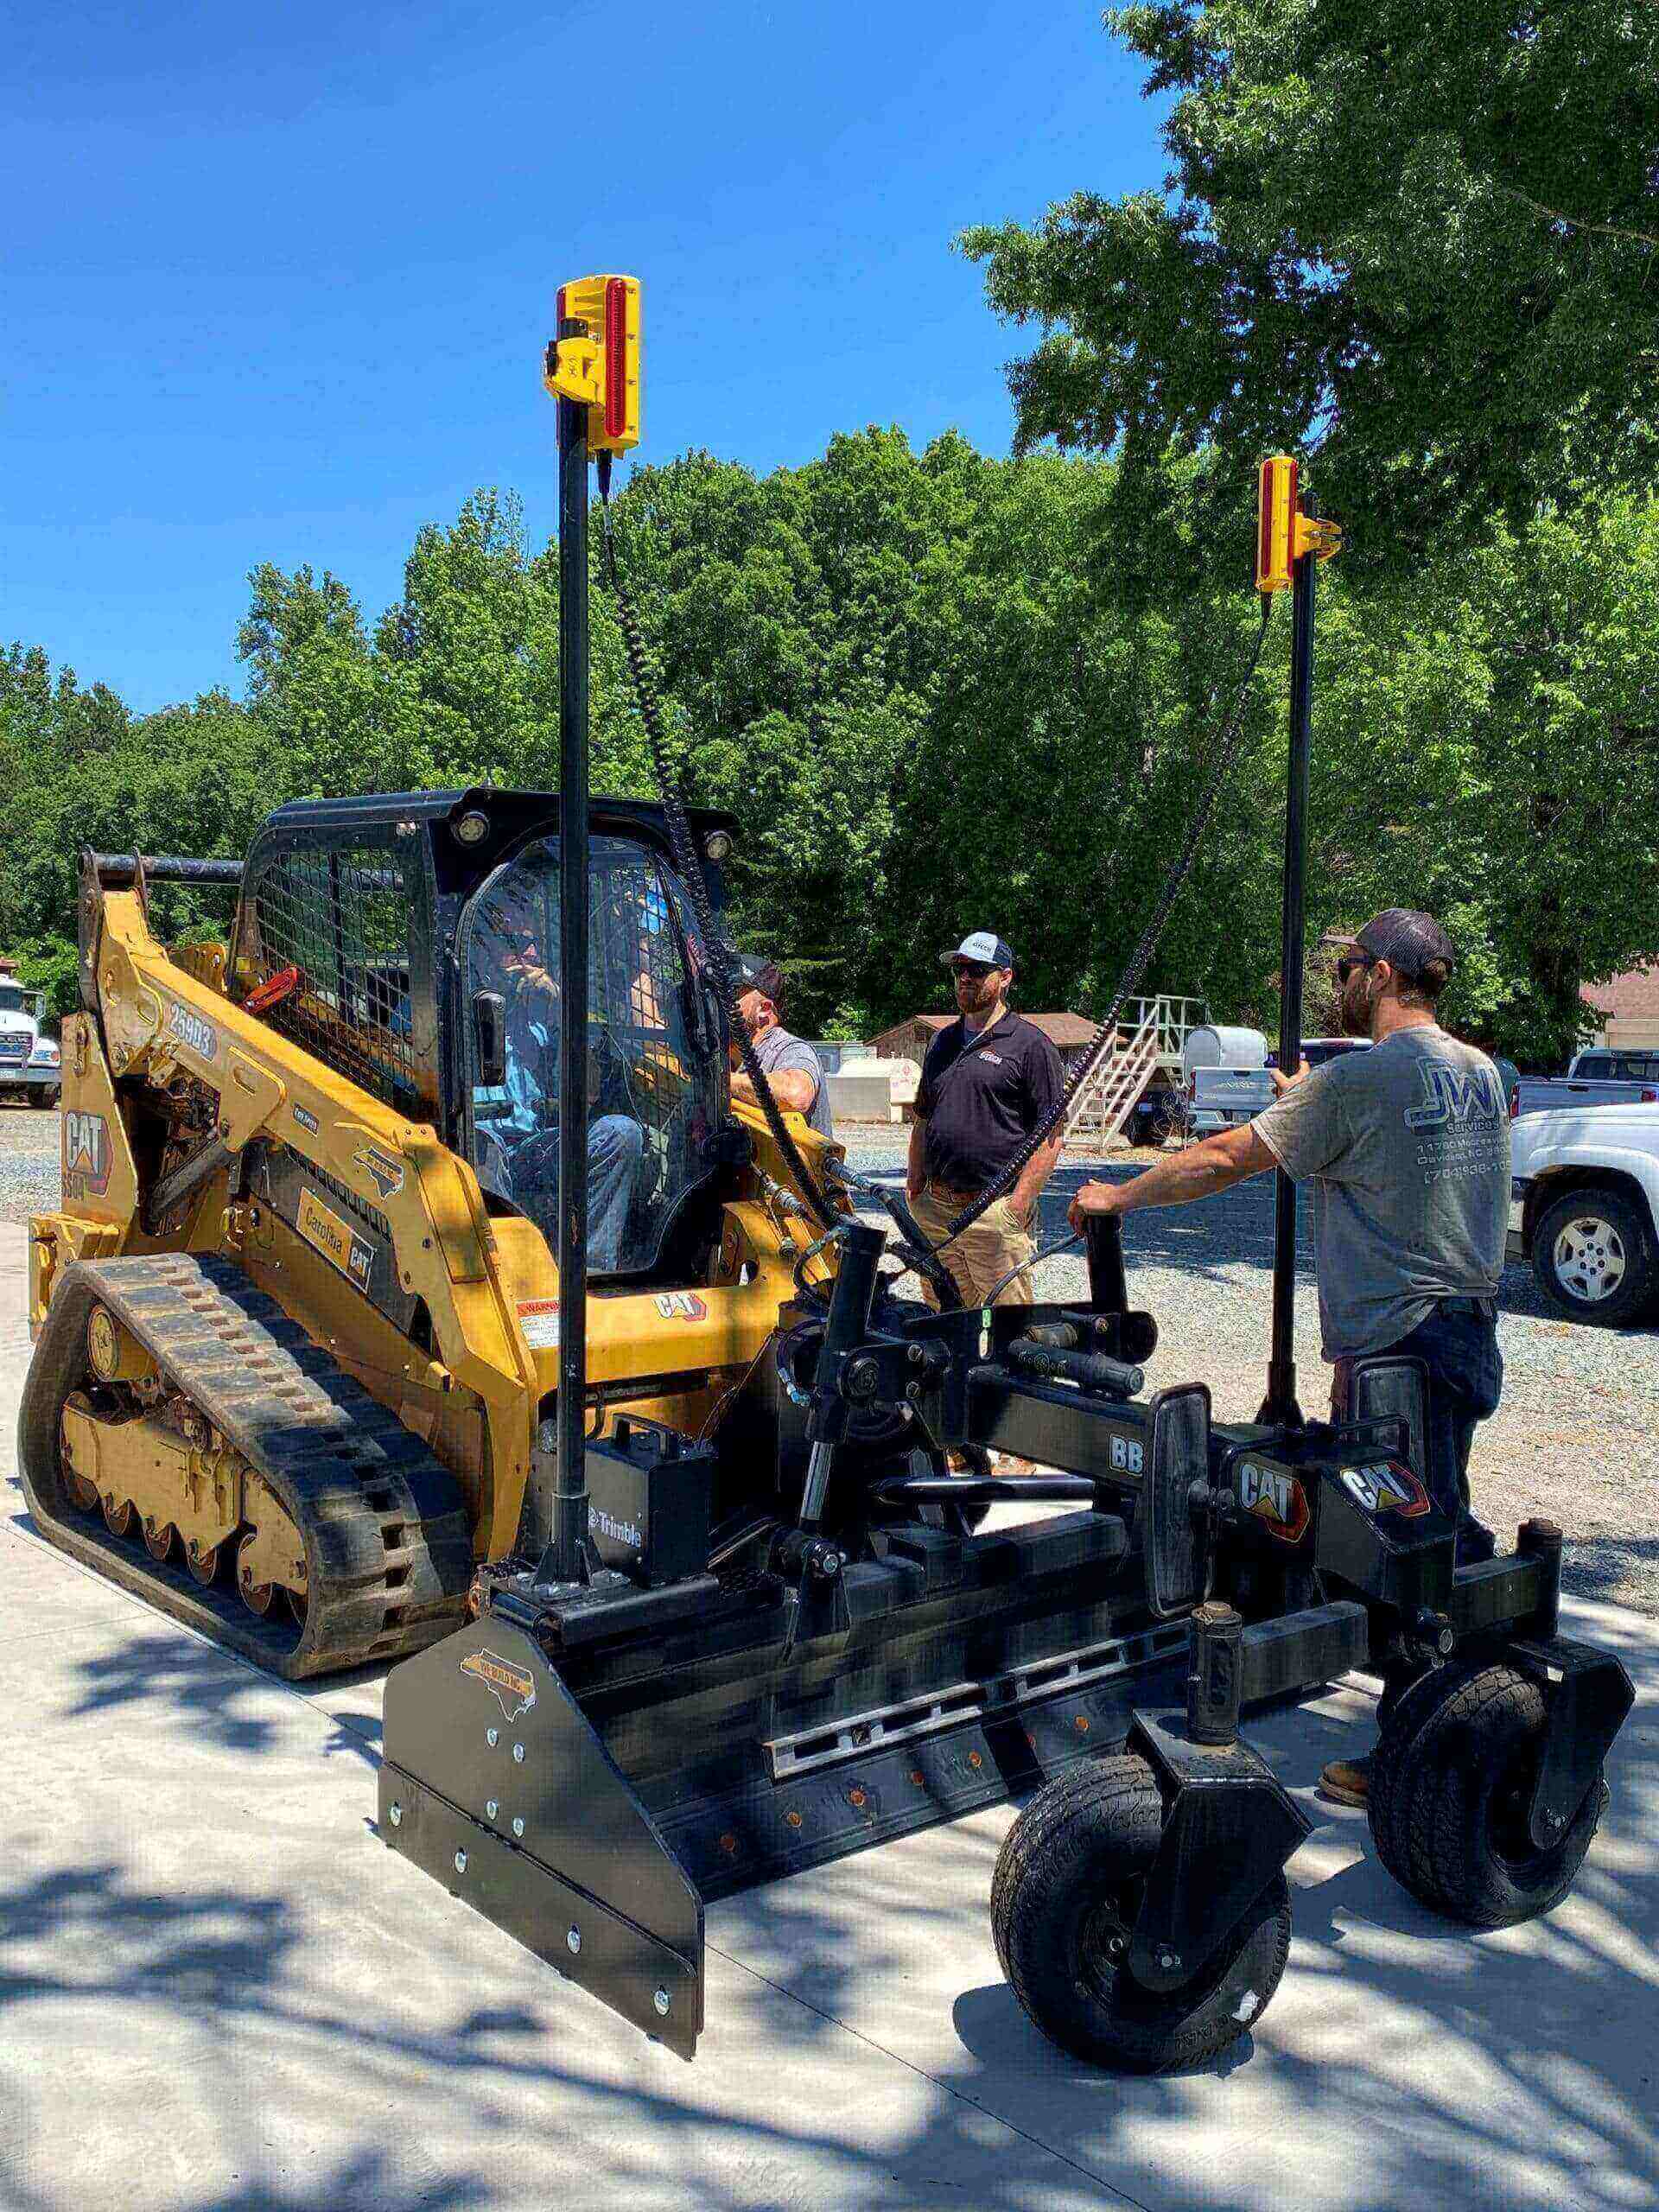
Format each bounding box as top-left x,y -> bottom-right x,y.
940,931 -> 1015,971
1352,909 -> 1456,982
732,950 -> 785,1002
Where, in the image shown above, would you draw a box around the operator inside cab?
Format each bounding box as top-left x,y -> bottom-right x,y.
466,836 -> 724,1276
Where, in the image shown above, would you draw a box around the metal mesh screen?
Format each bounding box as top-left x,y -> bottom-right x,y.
234,839 -> 420,1112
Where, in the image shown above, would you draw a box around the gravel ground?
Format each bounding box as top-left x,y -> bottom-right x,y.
842,1128 -> 1659,1617
3,1107 -> 1654,1611
0,1106 -> 61,1223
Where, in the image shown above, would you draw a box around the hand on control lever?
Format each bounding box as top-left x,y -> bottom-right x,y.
1068,1179 -> 1126,1231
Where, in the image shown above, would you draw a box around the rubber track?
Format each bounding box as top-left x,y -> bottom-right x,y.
17,1255 -> 474,1680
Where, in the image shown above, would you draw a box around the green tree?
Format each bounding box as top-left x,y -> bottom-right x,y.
962,0 -> 1659,582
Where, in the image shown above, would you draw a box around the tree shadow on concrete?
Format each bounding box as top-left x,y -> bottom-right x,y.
54,1627 -> 384,1775
934,1634 -> 1659,2212
2,1597 -> 1654,2212
1567,1534 -> 1659,1605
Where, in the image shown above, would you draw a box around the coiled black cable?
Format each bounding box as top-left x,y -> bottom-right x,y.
595,454 -> 838,1232
943,596 -> 1275,1245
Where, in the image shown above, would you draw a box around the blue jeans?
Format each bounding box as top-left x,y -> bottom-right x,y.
1335,1300 -> 1503,1540
510,1114 -> 645,1273
586,1115 -> 645,1271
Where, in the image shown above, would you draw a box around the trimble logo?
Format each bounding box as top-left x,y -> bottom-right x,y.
592,1508 -> 643,1550
460,1648 -> 537,1721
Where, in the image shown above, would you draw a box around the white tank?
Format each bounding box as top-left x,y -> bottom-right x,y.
1182,1025 -> 1268,1079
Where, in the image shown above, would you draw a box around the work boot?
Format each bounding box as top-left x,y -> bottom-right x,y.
1456,1516 -> 1498,1565
992,1452 -> 1037,1478
1318,1751 -> 1375,1808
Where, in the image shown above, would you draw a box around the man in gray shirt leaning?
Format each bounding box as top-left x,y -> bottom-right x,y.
1069,908 -> 1510,1808
728,954 -> 833,1140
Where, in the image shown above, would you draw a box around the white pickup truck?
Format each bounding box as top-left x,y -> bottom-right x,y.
1514,1046 -> 1659,1120
0,976 -> 61,1107
1509,1100 -> 1659,1327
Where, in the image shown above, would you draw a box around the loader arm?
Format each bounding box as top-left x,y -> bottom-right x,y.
39,876 -> 541,1554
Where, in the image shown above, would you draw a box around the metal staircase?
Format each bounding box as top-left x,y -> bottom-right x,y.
1064,995 -> 1209,1149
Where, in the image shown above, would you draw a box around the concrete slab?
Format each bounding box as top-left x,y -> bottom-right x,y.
2,1228 -> 1656,2210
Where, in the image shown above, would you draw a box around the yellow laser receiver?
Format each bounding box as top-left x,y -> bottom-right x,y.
543,274 -> 641,456
1255,454 -> 1343,592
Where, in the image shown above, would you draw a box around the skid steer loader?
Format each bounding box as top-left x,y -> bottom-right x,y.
22,791 -> 817,1675
22,280 -> 1633,2074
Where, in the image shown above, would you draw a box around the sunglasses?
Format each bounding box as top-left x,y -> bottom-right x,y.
952,960 -> 995,981
1335,951 -> 1375,985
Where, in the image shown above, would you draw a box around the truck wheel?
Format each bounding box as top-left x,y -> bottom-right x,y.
992,1754 -> 1292,2072
28,1086 -> 54,1111
1369,1662 -> 1606,1927
1533,1185 -> 1656,1326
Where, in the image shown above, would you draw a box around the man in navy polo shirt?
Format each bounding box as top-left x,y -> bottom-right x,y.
906,931 -> 1065,1311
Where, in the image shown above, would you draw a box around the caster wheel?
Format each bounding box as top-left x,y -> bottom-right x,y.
991,1754 -> 1292,2073
1369,1662 -> 1606,1927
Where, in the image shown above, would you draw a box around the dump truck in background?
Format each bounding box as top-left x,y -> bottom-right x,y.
0,960 -> 61,1107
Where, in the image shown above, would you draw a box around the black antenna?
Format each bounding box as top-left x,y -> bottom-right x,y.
544,314 -> 597,1585
1258,524 -> 1319,1427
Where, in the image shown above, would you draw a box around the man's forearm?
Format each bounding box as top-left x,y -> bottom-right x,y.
1011,1130 -> 1062,1221
732,1068 -> 817,1116
906,1115 -> 927,1198
1110,1135 -> 1260,1212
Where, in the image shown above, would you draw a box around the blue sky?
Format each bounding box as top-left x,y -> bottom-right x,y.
3,1 -> 1167,712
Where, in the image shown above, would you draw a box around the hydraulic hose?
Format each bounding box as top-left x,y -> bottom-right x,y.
942,597 -> 1275,1246
595,456 -> 838,1232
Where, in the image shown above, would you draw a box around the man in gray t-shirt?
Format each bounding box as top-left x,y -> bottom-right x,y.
1070,909 -> 1509,1807
1256,1023 -> 1509,1362
728,954 -> 833,1140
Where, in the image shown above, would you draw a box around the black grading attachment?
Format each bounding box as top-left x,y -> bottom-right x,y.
380,1210 -> 1628,2062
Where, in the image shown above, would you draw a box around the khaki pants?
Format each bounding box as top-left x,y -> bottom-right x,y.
909,1183 -> 1036,1311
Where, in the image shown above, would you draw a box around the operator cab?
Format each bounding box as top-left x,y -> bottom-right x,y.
461,831 -> 726,1276
231,788 -> 736,1284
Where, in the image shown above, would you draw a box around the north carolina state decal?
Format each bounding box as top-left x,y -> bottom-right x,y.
460,1648 -> 537,1722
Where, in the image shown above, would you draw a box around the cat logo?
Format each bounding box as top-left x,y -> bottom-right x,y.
1339,1460 -> 1431,1517
1236,1459 -> 1310,1544
296,1188 -> 375,1294
353,1144 -> 405,1202
654,1291 -> 707,1321
460,1648 -> 537,1722
62,1110 -> 112,1198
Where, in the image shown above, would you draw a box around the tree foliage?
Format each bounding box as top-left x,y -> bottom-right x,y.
4,441 -> 1657,1058
961,0 -> 1659,583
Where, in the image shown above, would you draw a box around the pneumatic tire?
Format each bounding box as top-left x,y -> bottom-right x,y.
992,1754 -> 1292,2073
1367,1665 -> 1452,1900
1532,1185 -> 1656,1328
1368,1662 -> 1606,1927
